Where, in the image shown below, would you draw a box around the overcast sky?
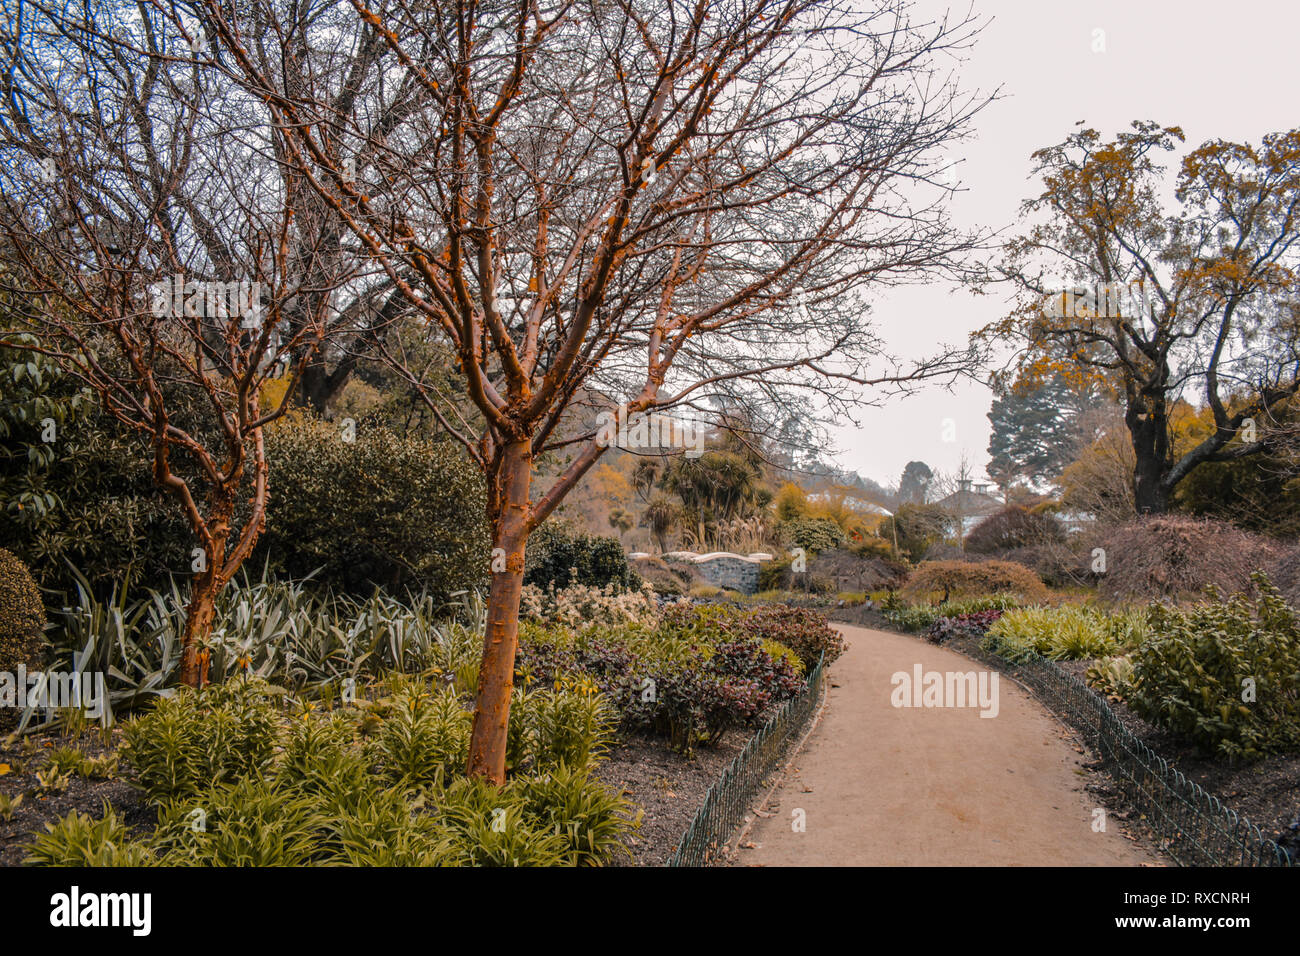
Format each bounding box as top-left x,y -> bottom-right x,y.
826,0 -> 1300,490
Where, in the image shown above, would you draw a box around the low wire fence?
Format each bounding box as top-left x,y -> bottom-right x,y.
1003,652 -> 1293,867
666,653 -> 827,867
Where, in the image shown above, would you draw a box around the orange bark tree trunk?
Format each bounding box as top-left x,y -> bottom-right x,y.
178,567 -> 220,688
466,437 -> 533,784
176,493 -> 235,689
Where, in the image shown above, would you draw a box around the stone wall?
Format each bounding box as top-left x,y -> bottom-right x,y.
694,554 -> 761,593
656,551 -> 768,595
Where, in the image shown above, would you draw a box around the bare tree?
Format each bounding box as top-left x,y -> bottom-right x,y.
0,2 -> 345,685
142,0 -> 991,782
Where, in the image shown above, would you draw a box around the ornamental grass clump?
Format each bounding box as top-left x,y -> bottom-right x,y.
982,606 -> 1124,662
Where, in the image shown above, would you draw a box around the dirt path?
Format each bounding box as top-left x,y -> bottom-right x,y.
737,624 -> 1157,866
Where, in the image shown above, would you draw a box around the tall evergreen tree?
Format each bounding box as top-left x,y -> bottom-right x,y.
898,461 -> 934,503
986,375 -> 1094,490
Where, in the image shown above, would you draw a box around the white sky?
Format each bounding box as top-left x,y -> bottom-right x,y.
827,0 -> 1300,489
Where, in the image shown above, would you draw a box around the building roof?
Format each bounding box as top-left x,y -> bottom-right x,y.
932,487 -> 1004,518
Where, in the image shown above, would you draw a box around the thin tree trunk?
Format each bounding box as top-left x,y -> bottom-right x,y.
179,573 -> 220,688
467,437 -> 532,784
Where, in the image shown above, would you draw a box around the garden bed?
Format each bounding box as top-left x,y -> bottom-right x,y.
1048,659 -> 1300,857
0,727 -> 145,868
0,721 -> 753,868
0,592 -> 846,867
596,728 -> 753,866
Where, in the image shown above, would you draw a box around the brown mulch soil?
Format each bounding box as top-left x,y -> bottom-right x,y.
833,608 -> 1300,861
0,726 -> 148,867
595,728 -> 750,867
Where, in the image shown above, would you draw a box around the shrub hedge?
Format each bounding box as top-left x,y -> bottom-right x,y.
901,559 -> 1049,605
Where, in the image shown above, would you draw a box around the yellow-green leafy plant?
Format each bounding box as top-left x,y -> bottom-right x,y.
373,685 -> 472,787
513,762 -> 640,866
761,639 -> 804,675
1125,576 -> 1300,760
1086,655 -> 1135,702
525,681 -> 618,772
24,805 -> 157,866
435,776 -> 572,867
983,606 -> 1122,662
120,678 -> 280,803
0,792 -> 23,822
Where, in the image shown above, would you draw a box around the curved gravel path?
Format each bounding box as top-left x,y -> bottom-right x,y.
737,624 -> 1158,866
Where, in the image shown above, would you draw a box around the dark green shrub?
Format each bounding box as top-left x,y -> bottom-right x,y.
758,557 -> 791,591
778,516 -> 846,555
965,506 -> 1064,554
525,521 -> 637,592
878,503 -> 953,563
0,337 -> 91,526
1125,576 -> 1300,760
258,413 -> 490,598
0,344 -> 207,597
0,547 -> 46,672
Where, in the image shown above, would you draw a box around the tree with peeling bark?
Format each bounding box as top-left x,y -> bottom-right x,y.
154,0 -> 988,783
984,121 -> 1300,514
0,3 -> 344,686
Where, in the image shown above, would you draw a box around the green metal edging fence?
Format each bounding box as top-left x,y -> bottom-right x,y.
997,651 -> 1293,867
667,653 -> 827,867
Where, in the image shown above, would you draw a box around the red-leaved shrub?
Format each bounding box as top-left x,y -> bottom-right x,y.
901,559 -> 1049,605
1096,515 -> 1281,602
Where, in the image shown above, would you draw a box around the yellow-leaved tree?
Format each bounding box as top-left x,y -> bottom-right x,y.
983,122 -> 1300,513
